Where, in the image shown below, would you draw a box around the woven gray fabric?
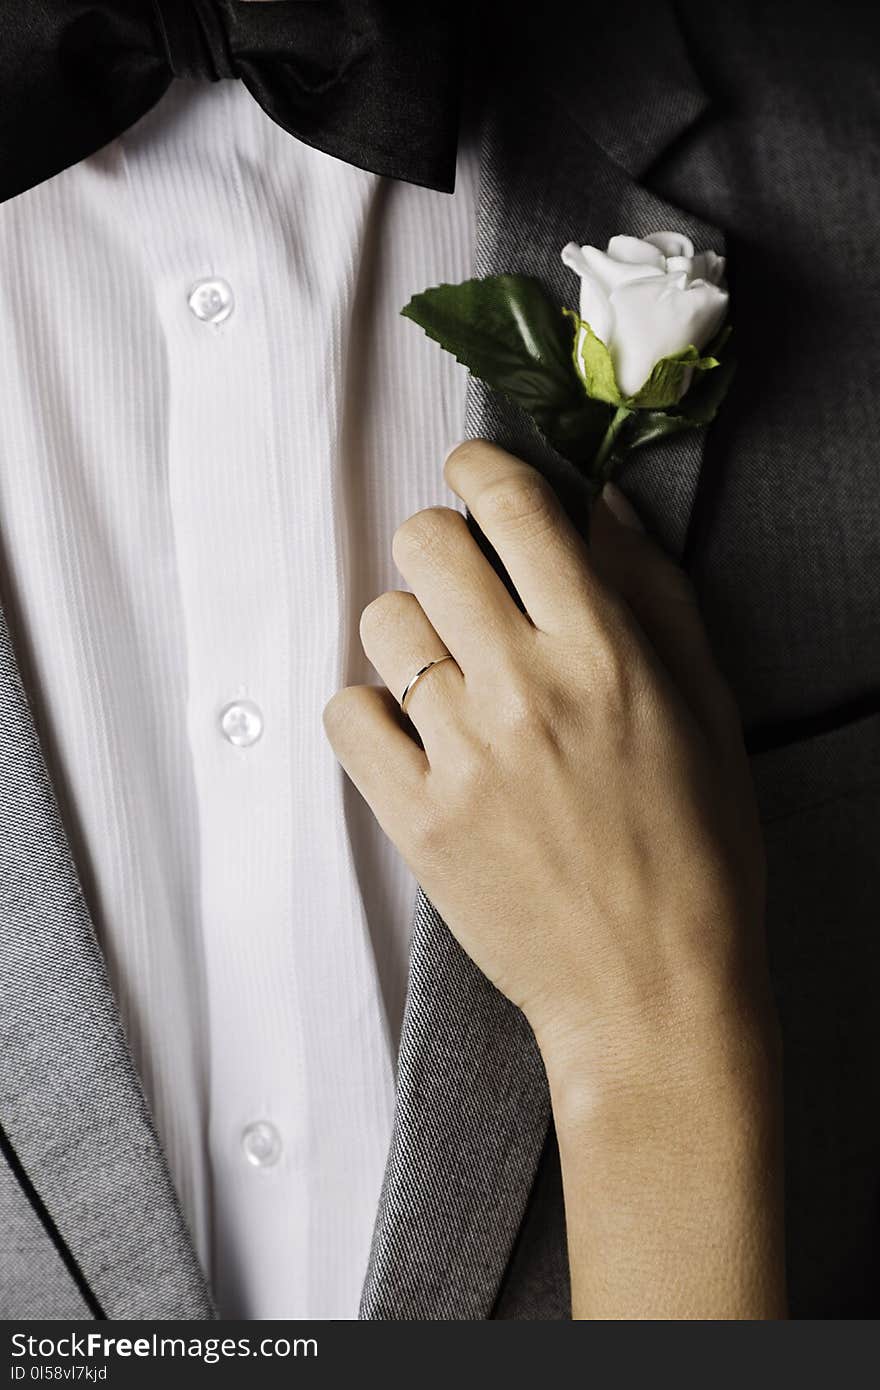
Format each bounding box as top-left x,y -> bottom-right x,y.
360,4 -> 724,1320
0,1147 -> 92,1319
362,0 -> 880,1320
3,0 -> 879,1322
0,602 -> 215,1319
663,0 -> 880,730
359,893 -> 551,1320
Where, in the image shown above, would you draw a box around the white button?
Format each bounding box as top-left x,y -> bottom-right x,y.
241,1121 -> 282,1168
220,699 -> 263,747
188,277 -> 234,324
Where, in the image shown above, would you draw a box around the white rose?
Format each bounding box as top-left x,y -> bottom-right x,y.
561,231 -> 729,400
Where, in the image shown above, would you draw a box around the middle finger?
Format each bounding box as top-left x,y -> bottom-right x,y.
391,506 -> 527,673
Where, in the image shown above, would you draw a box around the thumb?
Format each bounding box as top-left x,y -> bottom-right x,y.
590,483 -> 738,751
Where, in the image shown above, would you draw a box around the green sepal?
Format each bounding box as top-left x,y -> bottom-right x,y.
602,328 -> 737,469
628,344 -> 720,409
564,309 -> 624,406
566,310 -> 724,411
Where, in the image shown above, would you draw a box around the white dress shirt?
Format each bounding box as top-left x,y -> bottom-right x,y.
0,78 -> 476,1318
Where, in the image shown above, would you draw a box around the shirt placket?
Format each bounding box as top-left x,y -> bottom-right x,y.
123,84 -> 395,1318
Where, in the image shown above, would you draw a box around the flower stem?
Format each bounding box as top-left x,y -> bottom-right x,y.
592,405 -> 634,484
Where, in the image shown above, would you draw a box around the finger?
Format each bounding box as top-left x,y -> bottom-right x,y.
359,590 -> 463,748
391,505 -> 526,671
590,484 -> 740,751
323,684 -> 428,837
444,440 -> 608,636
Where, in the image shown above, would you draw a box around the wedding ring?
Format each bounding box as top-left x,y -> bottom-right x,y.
400,655 -> 456,714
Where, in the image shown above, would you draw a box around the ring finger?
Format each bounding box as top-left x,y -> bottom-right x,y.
359,589 -> 464,750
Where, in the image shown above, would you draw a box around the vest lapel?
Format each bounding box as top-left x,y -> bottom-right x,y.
0,603 -> 213,1319
362,3 -> 723,1320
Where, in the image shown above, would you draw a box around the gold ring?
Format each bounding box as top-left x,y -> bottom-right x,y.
400,655 -> 456,713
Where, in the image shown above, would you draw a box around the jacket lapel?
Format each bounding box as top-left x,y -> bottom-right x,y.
361,3 -> 722,1320
0,603 -> 213,1319
460,3 -> 726,561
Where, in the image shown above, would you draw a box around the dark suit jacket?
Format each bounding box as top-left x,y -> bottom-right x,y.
1,0 -> 878,1318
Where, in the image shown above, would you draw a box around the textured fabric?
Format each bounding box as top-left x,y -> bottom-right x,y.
644,8 -> 880,1309
0,1 -> 463,204
360,8 -> 722,1319
0,603 -> 215,1319
0,1147 -> 93,1320
3,0 -> 880,1324
0,78 -> 476,1318
359,893 -> 551,1320
362,0 -> 880,1320
493,1131 -> 569,1320
654,0 -> 880,731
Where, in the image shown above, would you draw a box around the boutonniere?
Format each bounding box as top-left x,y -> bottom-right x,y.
402,231 -> 733,498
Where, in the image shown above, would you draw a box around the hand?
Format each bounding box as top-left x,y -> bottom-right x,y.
325,440 -> 786,1318
324,440 -> 771,1083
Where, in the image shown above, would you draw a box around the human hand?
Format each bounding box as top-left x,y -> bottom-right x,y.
325,440 -> 785,1317
324,441 -> 771,1091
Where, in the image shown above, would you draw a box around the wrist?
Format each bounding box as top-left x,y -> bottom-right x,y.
546,1002 -> 787,1321
537,986 -> 782,1140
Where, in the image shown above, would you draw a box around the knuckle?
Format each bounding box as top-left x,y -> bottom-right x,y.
499,677 -> 536,731
498,673 -> 561,741
451,744 -> 489,799
589,622 -> 635,699
359,590 -> 415,645
442,438 -> 491,487
409,758 -> 491,862
322,686 -> 358,735
392,506 -> 462,567
406,797 -> 450,862
477,475 -> 556,535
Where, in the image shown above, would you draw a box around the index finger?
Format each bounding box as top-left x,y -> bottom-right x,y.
443,440 -> 605,635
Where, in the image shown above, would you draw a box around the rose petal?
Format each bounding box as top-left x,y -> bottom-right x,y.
561,242 -> 614,341
577,270 -> 614,344
664,254 -> 695,278
680,280 -> 729,350
579,244 -> 664,296
608,276 -> 729,396
606,234 -> 666,269
690,249 -> 726,285
561,241 -> 594,279
644,230 -> 695,260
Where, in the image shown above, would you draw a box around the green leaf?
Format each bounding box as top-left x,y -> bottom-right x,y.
401,276 -> 608,465
621,411 -> 696,452
566,311 -> 624,406
629,344 -> 720,410
584,409 -> 689,478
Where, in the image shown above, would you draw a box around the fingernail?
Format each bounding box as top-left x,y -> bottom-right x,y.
601,482 -> 645,533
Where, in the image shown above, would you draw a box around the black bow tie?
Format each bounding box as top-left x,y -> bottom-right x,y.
0,1 -> 463,205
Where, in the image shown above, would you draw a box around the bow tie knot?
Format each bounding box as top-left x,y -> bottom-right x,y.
1,2 -> 461,205
152,0 -> 237,82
